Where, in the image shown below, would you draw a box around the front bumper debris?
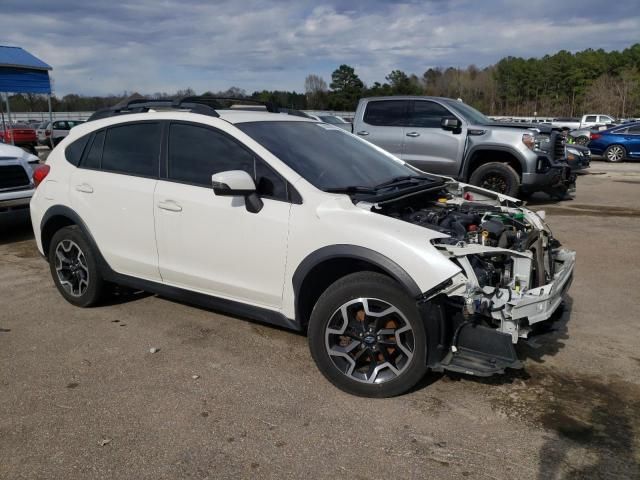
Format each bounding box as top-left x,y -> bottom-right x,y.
437,247 -> 576,344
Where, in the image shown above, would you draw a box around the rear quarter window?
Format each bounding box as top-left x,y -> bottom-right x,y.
64,134 -> 90,166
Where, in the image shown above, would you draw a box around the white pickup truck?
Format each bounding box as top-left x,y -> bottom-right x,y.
552,114 -> 615,130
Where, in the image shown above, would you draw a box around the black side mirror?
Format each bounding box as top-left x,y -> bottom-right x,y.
441,117 -> 461,130
211,170 -> 263,213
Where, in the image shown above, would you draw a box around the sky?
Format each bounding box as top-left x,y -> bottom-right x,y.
2,0 -> 639,96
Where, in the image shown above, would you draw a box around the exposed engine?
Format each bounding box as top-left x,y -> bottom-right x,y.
377,192 -> 555,292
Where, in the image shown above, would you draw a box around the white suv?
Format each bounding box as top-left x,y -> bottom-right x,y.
30,99 -> 575,397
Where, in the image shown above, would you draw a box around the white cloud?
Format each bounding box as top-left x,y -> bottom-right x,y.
1,0 -> 638,95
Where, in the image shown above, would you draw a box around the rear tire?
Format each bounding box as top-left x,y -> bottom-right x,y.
469,162 -> 520,197
308,272 -> 428,398
48,226 -> 105,307
604,144 -> 626,163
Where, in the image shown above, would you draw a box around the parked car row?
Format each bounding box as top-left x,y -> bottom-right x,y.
0,119 -> 85,151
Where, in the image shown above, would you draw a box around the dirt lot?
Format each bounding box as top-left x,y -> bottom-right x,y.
1,161 -> 639,479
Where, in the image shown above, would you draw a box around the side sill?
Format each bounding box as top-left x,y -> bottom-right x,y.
104,271 -> 302,332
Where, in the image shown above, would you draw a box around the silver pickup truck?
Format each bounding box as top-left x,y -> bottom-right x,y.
353,96 -> 573,198
0,143 -> 39,215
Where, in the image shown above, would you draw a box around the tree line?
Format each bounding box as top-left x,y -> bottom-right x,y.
4,43 -> 639,118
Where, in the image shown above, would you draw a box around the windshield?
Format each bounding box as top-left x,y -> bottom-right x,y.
444,101 -> 491,126
319,115 -> 344,124
237,121 -> 424,191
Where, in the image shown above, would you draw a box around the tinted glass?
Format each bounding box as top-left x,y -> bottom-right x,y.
238,121 -> 420,191
319,116 -> 343,124
363,100 -> 408,126
585,116 -> 597,122
102,123 -> 160,177
444,100 -> 491,125
65,134 -> 90,166
627,125 -> 640,134
168,123 -> 287,200
408,101 -> 452,128
82,130 -> 105,169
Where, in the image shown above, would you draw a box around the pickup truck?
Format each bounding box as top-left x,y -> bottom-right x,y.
352,96 -> 572,198
552,114 -> 615,130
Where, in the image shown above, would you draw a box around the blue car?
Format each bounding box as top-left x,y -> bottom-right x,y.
588,122 -> 640,162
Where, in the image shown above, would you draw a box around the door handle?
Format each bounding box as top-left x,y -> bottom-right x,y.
157,200 -> 182,212
406,132 -> 420,137
356,130 -> 369,136
75,183 -> 93,193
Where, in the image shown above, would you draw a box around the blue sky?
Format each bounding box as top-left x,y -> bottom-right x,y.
2,0 -> 638,96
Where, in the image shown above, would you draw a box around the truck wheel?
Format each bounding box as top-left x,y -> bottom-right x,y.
469,162 -> 520,197
308,272 -> 428,398
604,145 -> 626,163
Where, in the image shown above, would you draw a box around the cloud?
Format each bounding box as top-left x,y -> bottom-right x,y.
1,0 -> 638,95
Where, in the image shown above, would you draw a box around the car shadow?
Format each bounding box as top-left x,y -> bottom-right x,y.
0,210 -> 35,245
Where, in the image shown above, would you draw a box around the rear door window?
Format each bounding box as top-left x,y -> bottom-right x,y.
585,116 -> 597,123
363,100 -> 409,126
101,123 -> 161,177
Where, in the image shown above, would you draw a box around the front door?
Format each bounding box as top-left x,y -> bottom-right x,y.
401,100 -> 466,176
154,121 -> 291,308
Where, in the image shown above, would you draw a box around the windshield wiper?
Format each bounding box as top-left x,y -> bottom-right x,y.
373,175 -> 433,189
325,185 -> 377,194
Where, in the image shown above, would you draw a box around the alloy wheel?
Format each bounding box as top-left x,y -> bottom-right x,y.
54,240 -> 90,297
480,174 -> 508,194
324,298 -> 415,384
606,146 -> 624,162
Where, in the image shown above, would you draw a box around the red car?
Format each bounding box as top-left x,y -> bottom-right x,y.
0,124 -> 38,153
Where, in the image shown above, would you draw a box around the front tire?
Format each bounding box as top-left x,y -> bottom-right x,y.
469,162 -> 520,197
308,272 -> 428,397
48,226 -> 105,307
604,144 -> 626,163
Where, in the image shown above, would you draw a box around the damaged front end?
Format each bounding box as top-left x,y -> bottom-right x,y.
371,181 -> 576,376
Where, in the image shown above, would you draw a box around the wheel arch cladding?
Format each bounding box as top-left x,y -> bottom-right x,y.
40,206 -> 106,270
292,245 -> 422,329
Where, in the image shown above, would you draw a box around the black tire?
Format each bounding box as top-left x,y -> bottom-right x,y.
469,162 -> 520,197
48,225 -> 105,307
575,136 -> 589,146
604,144 -> 626,163
308,272 -> 428,398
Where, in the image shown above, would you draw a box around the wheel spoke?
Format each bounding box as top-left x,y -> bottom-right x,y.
325,297 -> 415,385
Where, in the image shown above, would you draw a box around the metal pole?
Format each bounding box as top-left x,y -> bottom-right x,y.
0,93 -> 6,143
48,94 -> 54,149
6,93 -> 14,145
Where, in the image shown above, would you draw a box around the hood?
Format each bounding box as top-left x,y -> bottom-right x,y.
0,143 -> 38,163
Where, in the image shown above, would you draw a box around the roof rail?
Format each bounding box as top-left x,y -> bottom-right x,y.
87,97 -> 221,122
86,95 -> 313,122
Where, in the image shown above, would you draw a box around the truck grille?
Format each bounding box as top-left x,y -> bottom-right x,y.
0,165 -> 30,190
551,132 -> 566,161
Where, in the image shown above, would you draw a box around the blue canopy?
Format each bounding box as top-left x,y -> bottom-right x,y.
0,46 -> 52,94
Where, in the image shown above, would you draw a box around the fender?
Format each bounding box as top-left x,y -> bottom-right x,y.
292,244 -> 422,302
460,144 -> 527,181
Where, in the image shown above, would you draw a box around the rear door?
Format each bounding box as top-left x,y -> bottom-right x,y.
401,100 -> 466,176
69,121 -> 162,281
355,100 -> 409,157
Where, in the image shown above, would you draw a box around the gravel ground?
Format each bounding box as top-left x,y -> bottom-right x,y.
1,160 -> 639,479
